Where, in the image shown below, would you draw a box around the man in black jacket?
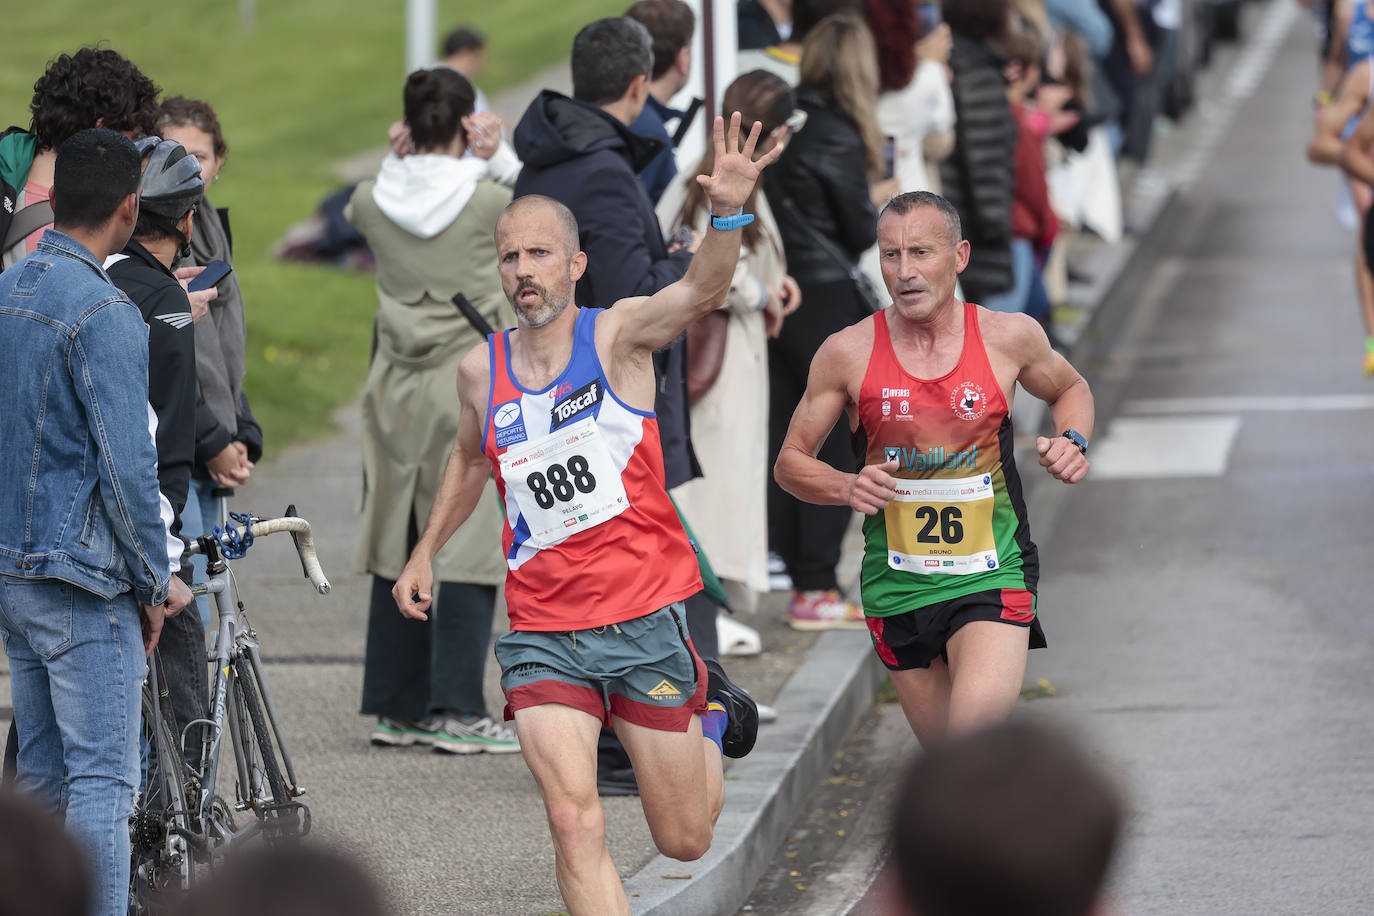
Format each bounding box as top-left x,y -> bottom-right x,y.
939,0 -> 1017,305
513,17 -> 699,492
106,138 -> 218,772
513,15 -> 709,797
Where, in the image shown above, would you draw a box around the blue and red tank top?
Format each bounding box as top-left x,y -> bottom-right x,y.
481,307 -> 702,631
854,303 -> 1039,616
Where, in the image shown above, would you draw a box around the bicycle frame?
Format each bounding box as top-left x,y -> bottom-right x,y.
181,514 -> 328,846
131,512 -> 329,913
187,536 -> 305,840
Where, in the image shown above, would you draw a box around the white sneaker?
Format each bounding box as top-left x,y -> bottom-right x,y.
431,715 -> 520,755
717,616 -> 762,657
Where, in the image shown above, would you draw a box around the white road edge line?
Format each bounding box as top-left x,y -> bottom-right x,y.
1123,394 -> 1374,414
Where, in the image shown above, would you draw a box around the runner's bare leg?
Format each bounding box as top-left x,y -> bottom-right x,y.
614,713 -> 722,860
944,621 -> 1031,735
888,657 -> 954,747
514,705 -> 629,916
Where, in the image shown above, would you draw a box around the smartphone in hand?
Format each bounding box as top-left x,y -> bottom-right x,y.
188,259 -> 233,292
917,2 -> 941,35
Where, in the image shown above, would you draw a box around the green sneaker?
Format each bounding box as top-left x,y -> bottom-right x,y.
431,715 -> 520,755
369,717 -> 441,748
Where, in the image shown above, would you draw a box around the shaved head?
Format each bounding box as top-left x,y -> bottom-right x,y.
495,194 -> 587,328
497,194 -> 580,255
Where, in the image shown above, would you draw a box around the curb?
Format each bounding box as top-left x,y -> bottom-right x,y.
626,630 -> 885,915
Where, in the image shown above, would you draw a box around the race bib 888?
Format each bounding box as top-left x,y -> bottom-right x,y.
499,417 -> 630,546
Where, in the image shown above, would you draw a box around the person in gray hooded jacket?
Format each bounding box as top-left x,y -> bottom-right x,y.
157,97 -> 263,624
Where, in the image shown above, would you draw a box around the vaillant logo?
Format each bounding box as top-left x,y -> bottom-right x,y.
883,445 -> 979,471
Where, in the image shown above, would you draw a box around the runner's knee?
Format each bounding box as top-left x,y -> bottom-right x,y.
653,821 -> 712,862
546,797 -> 606,860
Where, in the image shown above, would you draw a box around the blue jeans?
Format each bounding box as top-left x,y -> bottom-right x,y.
178,478 -> 224,628
0,576 -> 146,916
981,239 -> 1036,314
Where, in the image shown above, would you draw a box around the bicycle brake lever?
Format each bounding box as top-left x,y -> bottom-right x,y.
284,503 -> 311,580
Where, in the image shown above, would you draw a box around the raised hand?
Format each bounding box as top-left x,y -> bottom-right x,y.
696,112 -> 786,216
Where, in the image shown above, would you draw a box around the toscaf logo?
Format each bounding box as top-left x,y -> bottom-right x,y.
550,379 -> 602,430
950,381 -> 987,421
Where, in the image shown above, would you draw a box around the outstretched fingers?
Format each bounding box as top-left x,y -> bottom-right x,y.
741,118 -> 762,160
726,110 -> 742,155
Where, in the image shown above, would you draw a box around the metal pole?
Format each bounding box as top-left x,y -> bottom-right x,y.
406,0 -> 437,74
238,0 -> 256,34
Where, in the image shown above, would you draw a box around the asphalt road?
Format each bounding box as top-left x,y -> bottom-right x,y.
742,5 -> 1374,915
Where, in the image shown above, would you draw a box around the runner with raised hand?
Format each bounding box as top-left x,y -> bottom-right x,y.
392,112 -> 782,916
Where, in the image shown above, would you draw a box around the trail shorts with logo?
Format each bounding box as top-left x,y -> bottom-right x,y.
495,603 -> 708,731
864,587 -> 1046,671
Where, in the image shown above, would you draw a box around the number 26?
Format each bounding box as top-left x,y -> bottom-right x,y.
914,506 -> 963,543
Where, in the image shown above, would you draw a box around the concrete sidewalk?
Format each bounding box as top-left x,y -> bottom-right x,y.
0,8 -> 1292,912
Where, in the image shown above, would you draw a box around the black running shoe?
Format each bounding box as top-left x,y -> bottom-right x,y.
703,659 -> 759,759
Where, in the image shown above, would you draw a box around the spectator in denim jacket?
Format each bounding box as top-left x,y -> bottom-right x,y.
0,128 -> 193,916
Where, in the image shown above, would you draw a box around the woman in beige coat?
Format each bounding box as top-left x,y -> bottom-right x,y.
657,71 -> 800,619
348,68 -> 519,753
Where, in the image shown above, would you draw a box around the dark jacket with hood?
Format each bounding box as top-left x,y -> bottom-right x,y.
939,32 -> 1017,302
512,89 -> 699,488
106,238 -> 198,524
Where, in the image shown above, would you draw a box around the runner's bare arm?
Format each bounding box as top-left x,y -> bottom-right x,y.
1311,62 -> 1369,166
608,113 -> 784,357
774,327 -> 899,515
1342,92 -> 1374,184
1001,313 -> 1094,485
393,345 -> 495,620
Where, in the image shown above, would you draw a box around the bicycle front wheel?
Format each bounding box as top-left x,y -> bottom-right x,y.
229,655 -> 291,822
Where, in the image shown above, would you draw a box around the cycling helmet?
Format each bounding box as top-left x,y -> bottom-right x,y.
138,137 -> 204,219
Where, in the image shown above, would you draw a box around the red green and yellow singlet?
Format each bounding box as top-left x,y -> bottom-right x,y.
855,303 -> 1039,616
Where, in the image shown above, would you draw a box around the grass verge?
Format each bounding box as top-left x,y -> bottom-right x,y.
4,0 -> 624,455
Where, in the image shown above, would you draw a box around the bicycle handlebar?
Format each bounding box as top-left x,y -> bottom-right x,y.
185,516 -> 331,595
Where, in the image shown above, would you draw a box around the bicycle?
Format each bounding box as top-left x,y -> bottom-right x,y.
129,507 -> 331,914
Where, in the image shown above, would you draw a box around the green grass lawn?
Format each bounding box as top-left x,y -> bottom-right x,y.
3,0 -> 624,456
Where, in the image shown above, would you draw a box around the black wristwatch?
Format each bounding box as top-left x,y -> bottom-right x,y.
1060,429 -> 1088,455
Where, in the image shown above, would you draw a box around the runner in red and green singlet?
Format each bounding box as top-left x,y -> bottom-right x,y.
775,191 -> 1095,746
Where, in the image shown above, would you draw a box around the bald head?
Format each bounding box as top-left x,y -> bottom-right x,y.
497,195 -> 580,256
495,194 -> 588,328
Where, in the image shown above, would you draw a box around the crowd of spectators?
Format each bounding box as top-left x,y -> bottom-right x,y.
0,0 -> 1223,910
346,0 -> 1225,790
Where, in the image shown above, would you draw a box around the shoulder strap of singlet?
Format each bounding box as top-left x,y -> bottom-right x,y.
862,310 -> 892,391
492,328 -> 513,389
872,308 -> 891,348
573,306 -> 596,350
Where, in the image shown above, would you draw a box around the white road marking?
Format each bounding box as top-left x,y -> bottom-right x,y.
1089,416 -> 1242,480
1123,394 -> 1374,414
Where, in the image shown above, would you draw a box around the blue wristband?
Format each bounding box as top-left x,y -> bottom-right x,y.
710,207 -> 755,231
